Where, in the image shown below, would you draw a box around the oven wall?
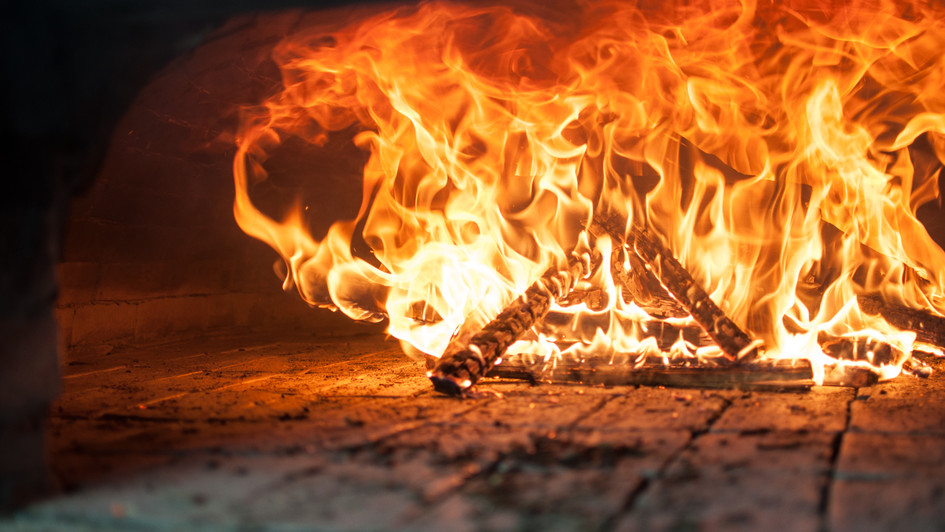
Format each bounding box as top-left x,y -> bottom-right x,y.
56,12 -> 381,348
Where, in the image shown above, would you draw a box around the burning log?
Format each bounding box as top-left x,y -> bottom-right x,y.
822,363 -> 881,387
858,294 -> 945,349
820,334 -> 901,367
486,352 -> 880,388
429,251 -> 598,396
486,358 -> 814,389
556,288 -> 606,309
590,213 -> 761,363
609,245 -> 688,318
816,336 -> 895,386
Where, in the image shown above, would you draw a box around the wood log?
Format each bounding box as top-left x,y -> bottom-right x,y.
609,246 -> 688,318
661,139 -> 945,360
819,334 -> 902,367
590,213 -> 761,363
858,294 -> 945,348
486,358 -> 814,389
487,354 -> 880,389
549,247 -> 688,318
428,251 -> 598,396
556,288 -> 606,311
822,362 -> 881,387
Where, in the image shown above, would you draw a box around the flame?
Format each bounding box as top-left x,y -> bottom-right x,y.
233,0 -> 945,382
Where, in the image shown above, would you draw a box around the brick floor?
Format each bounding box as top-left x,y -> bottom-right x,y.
2,333 -> 943,531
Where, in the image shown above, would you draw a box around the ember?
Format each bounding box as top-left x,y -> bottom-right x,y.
233,0 -> 945,392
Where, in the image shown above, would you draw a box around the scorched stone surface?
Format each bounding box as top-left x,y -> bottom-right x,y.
2,333 -> 943,532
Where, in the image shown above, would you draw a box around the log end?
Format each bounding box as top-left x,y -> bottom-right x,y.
428,371 -> 472,397
429,346 -> 487,396
822,364 -> 880,387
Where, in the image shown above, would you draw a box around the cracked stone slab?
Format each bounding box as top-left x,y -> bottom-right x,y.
848,358 -> 945,435
572,387 -> 735,431
713,387 -> 854,433
5,335 -> 945,531
829,432 -> 945,532
613,431 -> 835,532
406,429 -> 691,532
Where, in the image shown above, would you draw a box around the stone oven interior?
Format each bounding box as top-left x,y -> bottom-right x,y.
4,3 -> 945,531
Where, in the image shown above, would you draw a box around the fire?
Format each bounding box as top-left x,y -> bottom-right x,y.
233,0 -> 945,383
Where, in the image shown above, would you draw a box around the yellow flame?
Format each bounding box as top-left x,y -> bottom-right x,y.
234,0 -> 945,381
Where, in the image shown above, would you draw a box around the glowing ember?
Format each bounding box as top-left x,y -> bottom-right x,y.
233,0 -> 945,385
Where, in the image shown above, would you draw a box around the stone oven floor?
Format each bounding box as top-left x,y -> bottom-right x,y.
3,332 -> 945,531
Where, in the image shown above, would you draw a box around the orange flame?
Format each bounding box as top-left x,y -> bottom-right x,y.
234,0 -> 945,381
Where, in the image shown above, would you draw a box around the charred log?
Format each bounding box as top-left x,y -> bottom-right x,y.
819,334 -> 901,367
817,336 -> 897,386
488,352 -> 882,388
858,294 -> 945,348
609,246 -> 688,318
821,363 -> 881,387
557,288 -> 606,310
591,213 -> 760,363
429,251 -> 598,396
486,358 -> 813,389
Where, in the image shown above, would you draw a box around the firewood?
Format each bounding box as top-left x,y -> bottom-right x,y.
488,354 -> 882,388
821,362 -> 880,387
428,251 -> 599,396
548,247 -> 688,318
609,245 -> 688,318
858,294 -> 945,348
819,334 -> 901,367
556,288 -> 606,310
486,358 -> 814,389
590,212 -> 761,363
